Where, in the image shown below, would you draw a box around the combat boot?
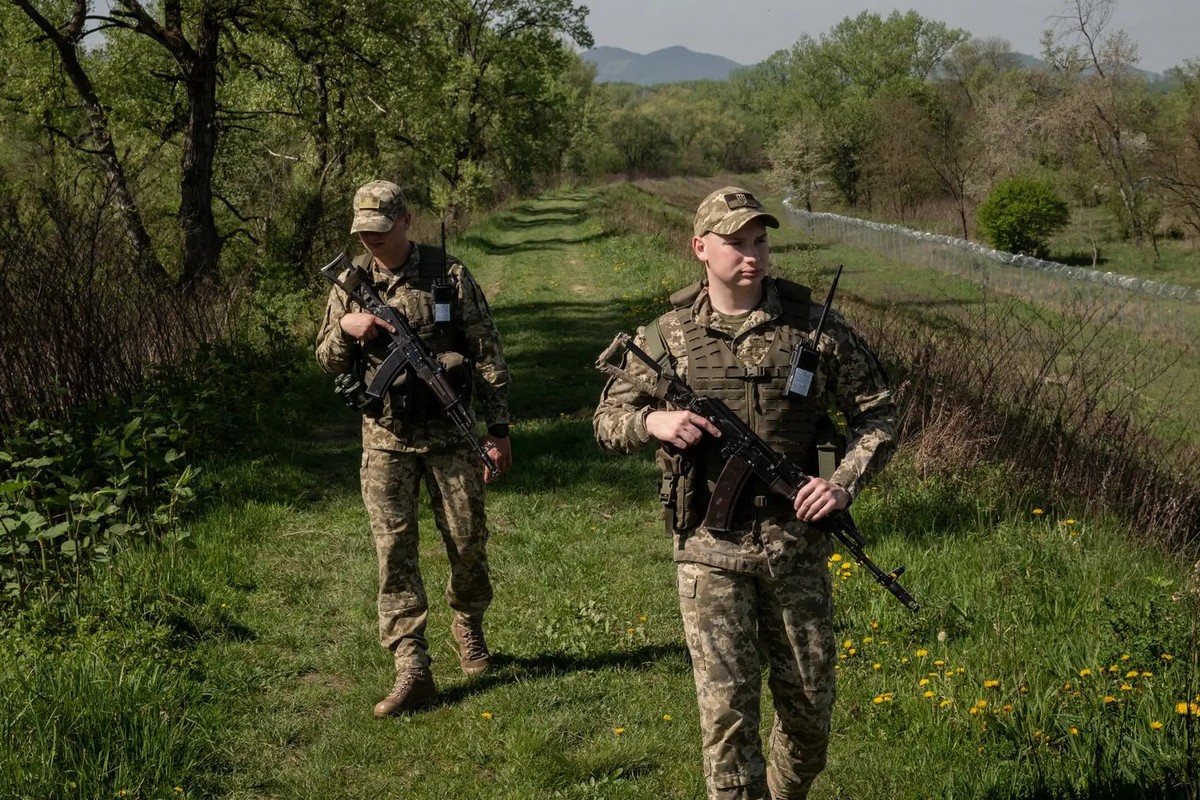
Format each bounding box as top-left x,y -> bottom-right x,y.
451,614 -> 491,675
372,668 -> 437,718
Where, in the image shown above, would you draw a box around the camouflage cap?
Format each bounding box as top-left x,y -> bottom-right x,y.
351,180 -> 407,234
693,186 -> 780,237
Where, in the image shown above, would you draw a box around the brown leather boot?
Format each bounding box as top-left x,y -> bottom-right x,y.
451,614 -> 491,675
372,669 -> 437,718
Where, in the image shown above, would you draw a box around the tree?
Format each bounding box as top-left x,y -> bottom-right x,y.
1151,61 -> 1200,237
1044,0 -> 1159,249
976,177 -> 1071,256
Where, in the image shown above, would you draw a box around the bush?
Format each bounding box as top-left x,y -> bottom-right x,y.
976,177 -> 1071,257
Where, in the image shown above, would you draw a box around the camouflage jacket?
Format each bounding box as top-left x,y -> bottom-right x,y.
315,244 -> 510,452
593,276 -> 896,572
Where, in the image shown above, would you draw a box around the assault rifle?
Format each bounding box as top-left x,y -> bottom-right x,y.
320,252 -> 499,475
596,334 -> 919,612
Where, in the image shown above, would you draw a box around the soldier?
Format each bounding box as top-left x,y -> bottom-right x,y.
316,180 -> 512,717
593,187 -> 896,799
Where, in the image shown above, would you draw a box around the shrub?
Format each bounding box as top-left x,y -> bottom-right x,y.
976,178 -> 1071,257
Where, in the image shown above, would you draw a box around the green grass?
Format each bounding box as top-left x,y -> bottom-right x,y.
2,188 -> 1198,799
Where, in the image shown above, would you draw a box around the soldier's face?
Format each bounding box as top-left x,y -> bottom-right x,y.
359,212 -> 411,263
692,220 -> 769,289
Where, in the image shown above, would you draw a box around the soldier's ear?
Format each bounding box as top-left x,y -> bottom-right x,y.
691,234 -> 708,263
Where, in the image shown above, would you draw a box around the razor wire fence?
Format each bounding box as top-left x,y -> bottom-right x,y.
780,200 -> 1200,345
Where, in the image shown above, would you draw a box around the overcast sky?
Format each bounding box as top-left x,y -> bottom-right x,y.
582,0 -> 1198,75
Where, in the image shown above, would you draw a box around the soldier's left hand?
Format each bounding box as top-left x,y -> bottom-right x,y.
483,435 -> 512,483
793,478 -> 850,522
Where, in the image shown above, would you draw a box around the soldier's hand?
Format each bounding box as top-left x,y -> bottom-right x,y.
340,312 -> 395,342
483,434 -> 511,484
645,410 -> 721,449
793,478 -> 850,522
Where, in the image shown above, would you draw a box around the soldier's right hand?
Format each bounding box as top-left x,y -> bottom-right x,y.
645,410 -> 721,449
340,312 -> 395,342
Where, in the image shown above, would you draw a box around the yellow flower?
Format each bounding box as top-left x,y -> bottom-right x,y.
1001,704 -> 1013,713
1104,696 -> 1117,704
863,636 -> 873,643
1063,682 -> 1073,691
1033,508 -> 1044,516
934,660 -> 945,667
915,649 -> 928,657
871,620 -> 879,630
626,628 -> 635,633
843,640 -> 853,649
900,657 -> 909,664
481,712 -> 493,720
975,699 -> 988,709
969,707 -> 979,715
1142,671 -> 1153,678
662,714 -> 672,721
919,679 -> 930,687
639,615 -> 648,622
1177,702 -> 1200,716
1079,669 -> 1092,678
939,699 -> 952,708
923,691 -> 935,698
1070,727 -> 1079,736
830,553 -> 843,562
873,663 -> 881,670
1120,684 -> 1133,691
1161,653 -> 1174,661
1150,721 -> 1164,730
1121,654 -> 1131,661
613,727 -> 625,735
1061,518 -> 1076,525
848,648 -> 857,655
984,680 -> 999,688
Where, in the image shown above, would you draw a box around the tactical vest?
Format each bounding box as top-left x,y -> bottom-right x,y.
651,279 -> 839,530
355,245 -> 472,423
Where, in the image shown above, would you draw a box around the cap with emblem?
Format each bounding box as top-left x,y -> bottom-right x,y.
693,186 -> 780,237
351,180 -> 408,234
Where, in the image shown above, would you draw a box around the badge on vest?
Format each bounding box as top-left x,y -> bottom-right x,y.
785,265 -> 843,398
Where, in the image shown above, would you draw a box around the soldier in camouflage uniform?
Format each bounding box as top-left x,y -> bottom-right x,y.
316,180 -> 513,717
594,187 -> 896,799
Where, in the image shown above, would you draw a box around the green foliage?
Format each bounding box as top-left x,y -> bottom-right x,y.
976,177 -> 1072,256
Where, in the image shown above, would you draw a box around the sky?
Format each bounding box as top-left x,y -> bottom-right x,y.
582,0 -> 1198,75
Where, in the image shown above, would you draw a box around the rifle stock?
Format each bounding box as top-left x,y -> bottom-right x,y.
597,333 -> 919,612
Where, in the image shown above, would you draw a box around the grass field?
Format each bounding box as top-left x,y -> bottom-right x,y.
2,187 -> 1198,799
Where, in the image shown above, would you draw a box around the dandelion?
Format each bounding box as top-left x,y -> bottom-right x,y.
1120,684 -> 1133,691
481,712 -> 493,720
1001,704 -> 1013,714
1104,696 -> 1117,704
662,714 -> 673,721
1176,702 -> 1200,716
919,679 -> 930,687
639,615 -> 648,622
969,707 -> 980,716
934,660 -> 945,667
915,649 -> 928,657
830,553 -> 843,562
900,657 -> 909,664
1063,682 -> 1073,691
1079,669 -> 1092,678
613,727 -> 625,735
873,663 -> 881,670
984,680 -> 1000,688
626,628 -> 635,634
975,699 -> 988,709
1033,508 -> 1044,516
848,648 -> 857,655
1160,653 -> 1174,661
871,620 -> 879,631
923,691 -> 935,698
1142,671 -> 1153,678
1121,654 -> 1131,661
1150,721 -> 1164,731
1061,518 -> 1076,525
863,636 -> 873,643
1070,727 -> 1079,736
843,640 -> 854,649
1126,670 -> 1139,678
1108,665 -> 1119,673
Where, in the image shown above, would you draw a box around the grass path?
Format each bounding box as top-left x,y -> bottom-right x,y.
177,188 -> 1196,799
200,192 -> 710,798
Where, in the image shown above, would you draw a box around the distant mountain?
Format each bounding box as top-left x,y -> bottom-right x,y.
581,45 -> 747,86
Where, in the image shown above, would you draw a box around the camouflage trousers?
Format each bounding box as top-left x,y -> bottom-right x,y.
676,533 -> 836,800
360,445 -> 492,671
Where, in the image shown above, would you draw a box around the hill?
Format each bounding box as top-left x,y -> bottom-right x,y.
581,45 -> 747,85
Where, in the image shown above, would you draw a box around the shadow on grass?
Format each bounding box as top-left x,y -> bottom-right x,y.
436,642 -> 690,706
